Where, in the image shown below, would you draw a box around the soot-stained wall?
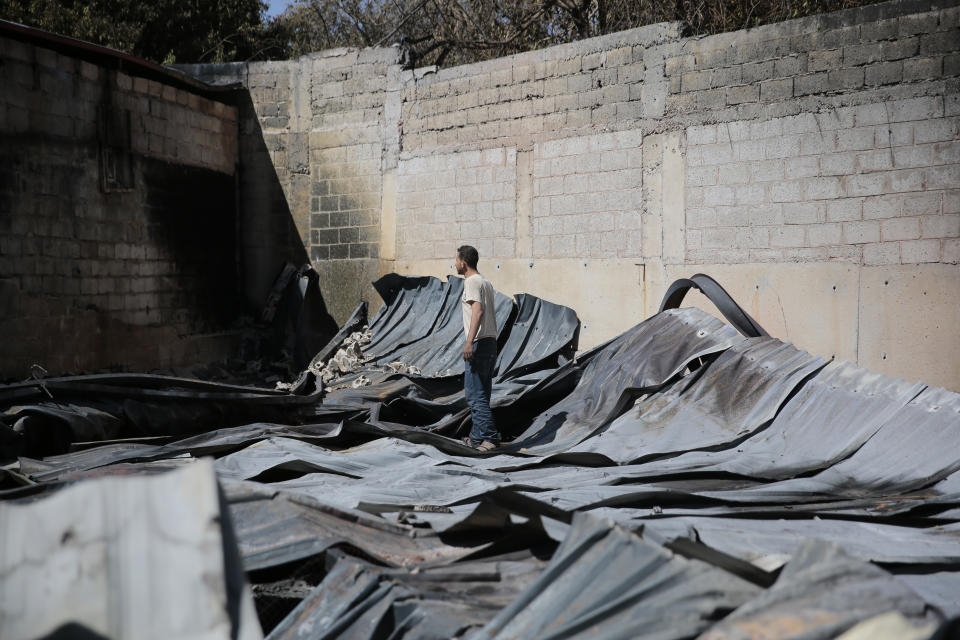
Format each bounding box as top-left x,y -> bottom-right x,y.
0,29 -> 241,379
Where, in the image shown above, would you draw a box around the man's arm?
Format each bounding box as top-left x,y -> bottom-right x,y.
463,300 -> 483,361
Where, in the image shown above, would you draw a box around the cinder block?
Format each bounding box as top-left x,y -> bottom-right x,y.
686,125 -> 716,145
550,234 -> 575,257
769,226 -> 806,248
863,241 -> 900,265
727,84 -> 759,105
808,49 -> 842,72
835,127 -> 876,152
921,213 -> 960,238
881,216 -> 921,241
769,181 -> 803,203
785,156 -> 819,178
827,67 -> 864,90
681,70 -> 710,92
701,228 -> 737,248
807,222 -> 842,246
843,220 -> 880,244
920,30 -> 960,56
900,11 -> 939,37
857,149 -> 894,172
888,168 -> 923,193
734,140 -> 765,161
943,190 -> 960,214
735,184 -> 764,205
903,56 -> 943,81
861,17 -> 899,42
664,54 -> 695,75
760,78 -> 793,101
703,185 -> 735,206
827,198 -> 863,222
752,159 -> 784,182
888,96 -> 943,122
946,53 -> 960,77
903,191 -> 943,216
700,143 -> 734,165
900,238 -> 941,263
807,177 -> 844,200
926,164 -> 960,189
794,72 -> 829,96
709,66 -> 742,89
944,238 -> 960,263
736,226 -> 769,249
784,202 -> 822,224
863,194 -> 902,219
914,119 -> 954,144
865,61 -> 903,86
845,173 -> 886,197
765,135 -> 801,159
717,162 -> 750,184
843,43 -> 882,67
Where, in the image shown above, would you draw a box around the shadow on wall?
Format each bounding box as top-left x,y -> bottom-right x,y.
233,89 -> 310,311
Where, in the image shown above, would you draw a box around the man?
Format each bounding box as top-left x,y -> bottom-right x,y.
456,245 -> 499,451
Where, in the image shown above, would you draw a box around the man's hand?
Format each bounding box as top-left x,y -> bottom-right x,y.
463,342 -> 474,361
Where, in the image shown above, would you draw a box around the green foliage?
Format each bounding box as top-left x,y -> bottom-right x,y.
260,0 -> 885,67
0,0 -> 266,63
0,0 -> 886,66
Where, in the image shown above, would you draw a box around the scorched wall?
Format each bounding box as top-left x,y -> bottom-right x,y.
0,26 -> 241,378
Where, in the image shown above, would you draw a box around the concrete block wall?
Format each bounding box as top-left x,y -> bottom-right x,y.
684,100 -> 959,266
387,0 -> 959,390
397,148 -> 517,260
0,34 -> 240,378
663,2 -> 960,117
185,0 -> 960,390
532,131 -> 644,259
180,48 -> 403,322
399,22 -> 682,151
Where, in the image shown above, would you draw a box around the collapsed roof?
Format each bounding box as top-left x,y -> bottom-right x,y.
1,273 -> 959,639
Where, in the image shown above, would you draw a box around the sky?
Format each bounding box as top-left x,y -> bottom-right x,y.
264,0 -> 293,19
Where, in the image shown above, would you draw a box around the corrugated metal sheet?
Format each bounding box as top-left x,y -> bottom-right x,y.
2,273 -> 959,638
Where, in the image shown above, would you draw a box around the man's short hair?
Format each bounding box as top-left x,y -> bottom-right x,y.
457,245 -> 479,269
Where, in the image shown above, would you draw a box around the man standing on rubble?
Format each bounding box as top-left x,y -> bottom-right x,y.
456,245 -> 500,452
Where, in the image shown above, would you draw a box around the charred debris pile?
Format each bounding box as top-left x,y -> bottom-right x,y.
1,271 -> 959,639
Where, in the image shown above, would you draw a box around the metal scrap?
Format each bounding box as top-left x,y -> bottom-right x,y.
2,273 -> 959,639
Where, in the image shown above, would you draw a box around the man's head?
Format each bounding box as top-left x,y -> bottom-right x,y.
455,245 -> 479,275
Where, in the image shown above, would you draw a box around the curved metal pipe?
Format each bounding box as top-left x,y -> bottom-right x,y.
658,274 -> 769,338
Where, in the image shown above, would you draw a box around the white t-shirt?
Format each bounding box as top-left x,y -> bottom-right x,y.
461,274 -> 498,341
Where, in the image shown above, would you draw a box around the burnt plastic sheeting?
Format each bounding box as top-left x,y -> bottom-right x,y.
0,373 -> 324,458
566,337 -> 826,464
267,263 -> 340,371
224,482 -> 490,571
214,436 -> 440,482
698,540 -> 937,640
635,515 -> 960,569
504,308 -> 744,455
364,274 -> 515,377
16,420 -> 364,483
493,293 -> 579,380
266,554 -> 548,640
0,372 -> 314,405
473,512 -> 760,640
659,273 -> 768,338
327,360 -> 581,443
598,360 -> 927,480
696,384 -> 960,503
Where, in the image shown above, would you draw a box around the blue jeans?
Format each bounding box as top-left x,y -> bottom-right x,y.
465,337 -> 498,445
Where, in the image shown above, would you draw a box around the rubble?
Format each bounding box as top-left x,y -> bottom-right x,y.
1,273 -> 958,639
